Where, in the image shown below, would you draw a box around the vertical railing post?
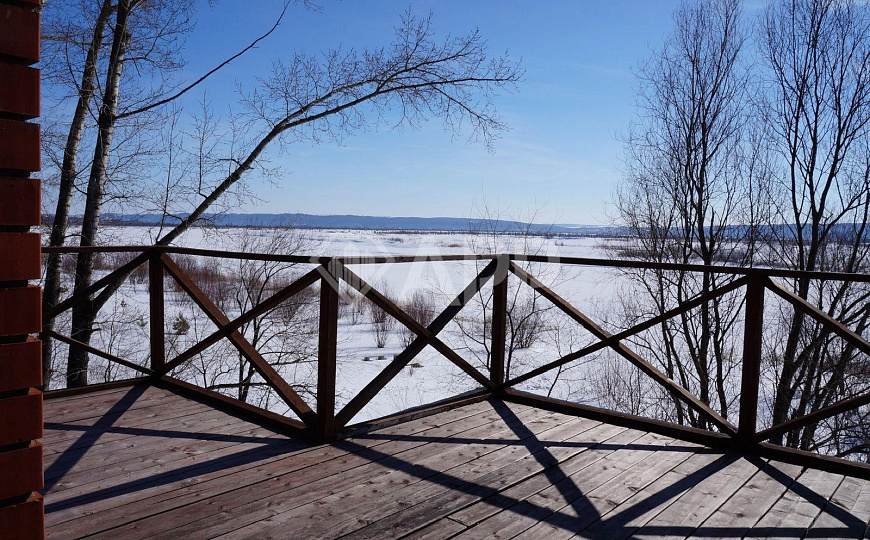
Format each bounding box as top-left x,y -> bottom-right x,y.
317,260 -> 339,441
738,274 -> 765,447
490,254 -> 509,392
148,249 -> 165,373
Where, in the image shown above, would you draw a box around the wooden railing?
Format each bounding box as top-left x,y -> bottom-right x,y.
41,245 -> 870,477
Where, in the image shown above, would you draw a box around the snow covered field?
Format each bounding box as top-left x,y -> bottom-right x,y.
48,227 -> 638,423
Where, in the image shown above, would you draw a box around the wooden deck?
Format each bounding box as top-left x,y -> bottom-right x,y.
42,384 -> 870,540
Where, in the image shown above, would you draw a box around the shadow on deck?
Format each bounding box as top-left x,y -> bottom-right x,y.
42,383 -> 870,540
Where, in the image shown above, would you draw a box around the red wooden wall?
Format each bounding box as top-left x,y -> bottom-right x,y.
0,0 -> 45,538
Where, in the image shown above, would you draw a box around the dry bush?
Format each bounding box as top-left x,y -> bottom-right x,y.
89,252 -> 109,271
167,255 -> 232,309
271,281 -> 318,323
343,287 -> 366,325
370,286 -> 396,348
60,251 -> 148,284
104,251 -> 148,285
399,290 -> 436,347
338,287 -> 352,320
340,286 -> 366,324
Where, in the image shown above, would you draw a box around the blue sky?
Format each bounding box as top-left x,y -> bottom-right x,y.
179,1 -> 689,225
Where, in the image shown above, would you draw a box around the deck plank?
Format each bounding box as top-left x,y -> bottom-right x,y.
44,411 -> 287,500
508,436 -> 703,540
627,454 -> 765,540
41,387 -> 870,540
44,405 -> 261,471
401,518 -> 468,540
43,385 -> 180,424
345,421 -> 634,540
446,430 -> 670,540
47,401 -> 500,540
215,410 -> 581,539
575,449 -> 735,539
804,476 -> 870,539
43,398 -> 213,452
690,460 -> 804,540
221,412 -> 606,540
445,424 -> 638,526
43,385 -> 141,406
45,402 -> 497,531
128,404 -> 554,540
63,401 -> 518,540
743,467 -> 845,540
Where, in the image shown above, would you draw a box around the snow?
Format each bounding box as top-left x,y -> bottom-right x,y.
47,226 -> 632,424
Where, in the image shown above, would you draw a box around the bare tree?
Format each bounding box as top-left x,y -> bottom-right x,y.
339,285 -> 367,326
454,202 -> 561,383
224,226 -> 319,408
44,0 -> 208,387
154,10 -> 521,247
41,0 -> 291,388
612,0 -> 870,457
610,0 -> 757,429
55,8 -> 521,387
759,0 -> 870,456
40,0 -> 116,385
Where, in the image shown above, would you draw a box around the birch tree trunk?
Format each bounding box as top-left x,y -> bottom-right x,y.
41,0 -> 114,389
67,0 -> 132,387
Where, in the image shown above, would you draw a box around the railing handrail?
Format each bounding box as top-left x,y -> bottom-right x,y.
41,244 -> 870,282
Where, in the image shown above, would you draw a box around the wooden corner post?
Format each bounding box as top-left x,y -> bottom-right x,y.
148,250 -> 165,372
490,255 -> 509,391
317,260 -> 339,441
738,274 -> 765,447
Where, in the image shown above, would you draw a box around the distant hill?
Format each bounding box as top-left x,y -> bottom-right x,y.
50,212 -> 869,240
89,212 -> 626,236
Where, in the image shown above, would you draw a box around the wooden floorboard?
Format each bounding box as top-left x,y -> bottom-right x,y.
45,403 -> 495,540
573,452 -> 746,540
43,384 -> 179,423
120,403 -> 548,540
690,460 -> 804,540
44,405 -> 253,467
43,384 -> 139,405
351,422 -> 635,540
437,429 -> 659,540
42,386 -> 870,540
45,411 -> 285,500
627,455 -> 767,540
215,408 -> 572,540
804,476 -> 870,539
744,467 -> 845,540
42,397 -> 213,451
46,398 -> 504,539
504,435 -> 703,540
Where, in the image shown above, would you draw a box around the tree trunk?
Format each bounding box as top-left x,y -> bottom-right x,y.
42,0 -> 114,389
67,0 -> 132,388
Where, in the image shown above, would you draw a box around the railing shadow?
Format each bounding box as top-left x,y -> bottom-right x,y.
337,401 -> 868,539
44,435 -> 303,513
323,403 -> 737,538
43,383 -> 150,492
